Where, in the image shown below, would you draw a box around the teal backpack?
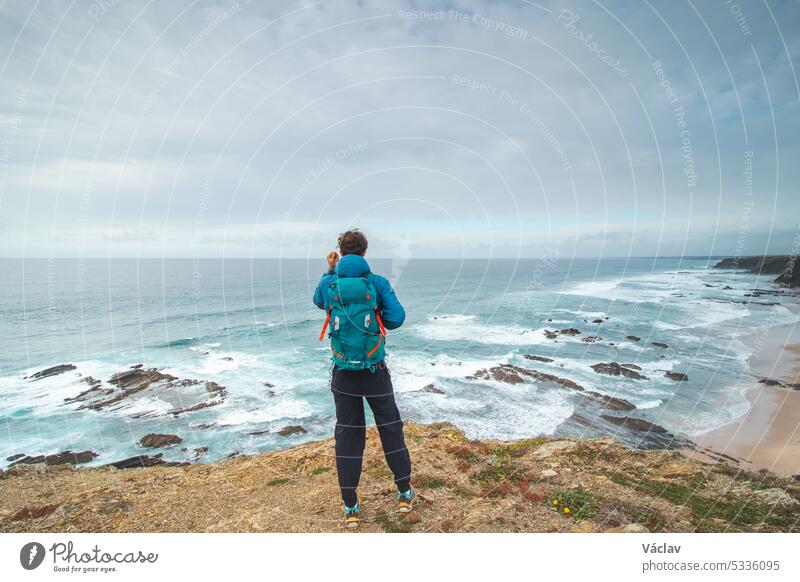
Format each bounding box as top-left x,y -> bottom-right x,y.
318,273 -> 387,370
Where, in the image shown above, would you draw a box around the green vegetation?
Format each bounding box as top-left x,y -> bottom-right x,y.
414,475 -> 448,489
547,488 -> 596,520
310,467 -> 331,475
605,471 -> 800,531
266,478 -> 289,486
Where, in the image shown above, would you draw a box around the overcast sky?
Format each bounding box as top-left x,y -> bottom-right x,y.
0,0 -> 798,259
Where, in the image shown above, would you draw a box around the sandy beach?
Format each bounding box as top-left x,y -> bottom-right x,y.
686,324 -> 800,476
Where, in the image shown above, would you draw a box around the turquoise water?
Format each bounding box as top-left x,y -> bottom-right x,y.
1,257 -> 797,466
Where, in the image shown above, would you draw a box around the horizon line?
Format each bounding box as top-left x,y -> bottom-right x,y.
0,255 -> 748,260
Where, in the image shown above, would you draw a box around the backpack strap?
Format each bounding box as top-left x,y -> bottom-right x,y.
364,273 -> 387,335
318,309 -> 331,341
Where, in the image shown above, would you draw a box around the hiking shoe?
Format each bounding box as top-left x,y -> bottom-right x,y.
396,487 -> 416,513
343,500 -> 362,528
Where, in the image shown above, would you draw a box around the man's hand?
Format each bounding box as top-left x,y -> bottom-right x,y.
326,251 -> 339,272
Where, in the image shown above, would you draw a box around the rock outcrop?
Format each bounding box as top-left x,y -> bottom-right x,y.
714,255 -> 799,288
139,434 -> 183,448
523,354 -> 553,363
591,362 -> 647,380
105,453 -> 188,470
56,365 -> 228,418
664,372 -> 689,382
277,425 -> 307,437
7,450 -> 98,467
26,364 -> 77,381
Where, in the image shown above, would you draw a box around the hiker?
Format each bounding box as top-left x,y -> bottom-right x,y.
313,229 -> 415,528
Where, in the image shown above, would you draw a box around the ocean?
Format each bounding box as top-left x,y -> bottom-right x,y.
1,257 -> 798,467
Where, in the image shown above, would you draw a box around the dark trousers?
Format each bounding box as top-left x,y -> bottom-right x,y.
331,361 -> 412,507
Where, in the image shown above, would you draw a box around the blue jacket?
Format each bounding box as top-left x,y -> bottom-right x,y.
313,254 -> 406,330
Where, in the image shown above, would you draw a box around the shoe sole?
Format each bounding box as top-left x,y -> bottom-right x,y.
397,489 -> 416,513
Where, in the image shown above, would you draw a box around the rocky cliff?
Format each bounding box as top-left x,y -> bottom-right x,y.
2,423 -> 798,533
714,255 -> 799,288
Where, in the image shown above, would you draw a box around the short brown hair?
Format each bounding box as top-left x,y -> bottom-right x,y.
338,229 -> 368,256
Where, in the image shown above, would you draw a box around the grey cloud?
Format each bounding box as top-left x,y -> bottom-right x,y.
0,0 -> 798,258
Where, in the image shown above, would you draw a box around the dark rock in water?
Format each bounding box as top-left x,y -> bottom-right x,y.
543,329 -> 558,339
575,391 -> 636,411
421,384 -> 445,394
467,364 -> 585,391
109,367 -> 176,389
248,429 -> 271,436
626,335 -> 641,342
526,370 -> 585,391
758,378 -> 783,386
169,381 -> 226,416
9,450 -> 98,467
560,328 -> 581,336
651,342 -> 669,349
712,297 -> 780,306
581,336 -> 602,343
558,412 -> 684,450
722,285 -> 733,290
467,366 -> 525,384
601,415 -> 668,433
26,364 -> 77,381
523,354 -> 554,363
139,434 -> 183,448
64,378 -> 109,403
263,382 -> 275,388
591,362 -> 647,380
191,447 -> 209,461
592,319 -> 604,324
222,357 -> 234,362
6,454 -> 25,462
68,366 -> 227,418
106,453 -> 186,470
277,425 -> 306,437
619,363 -> 642,371
664,372 -> 689,382
194,422 -> 218,430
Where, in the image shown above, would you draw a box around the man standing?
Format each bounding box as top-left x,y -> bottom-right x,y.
313,229 -> 415,528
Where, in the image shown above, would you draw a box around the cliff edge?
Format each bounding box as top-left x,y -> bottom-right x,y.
2,423 -> 799,533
